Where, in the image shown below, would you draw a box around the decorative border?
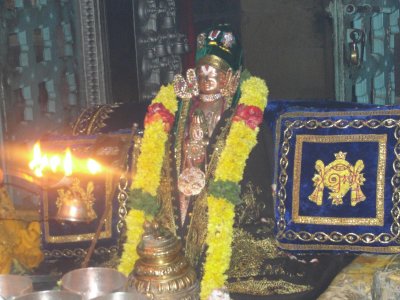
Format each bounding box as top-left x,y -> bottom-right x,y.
43,171 -> 114,243
40,134 -> 131,245
77,0 -> 110,106
274,111 -> 400,251
43,245 -> 119,258
292,134 -> 387,226
72,104 -> 118,135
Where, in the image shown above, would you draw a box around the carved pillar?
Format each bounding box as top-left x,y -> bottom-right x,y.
133,0 -> 189,102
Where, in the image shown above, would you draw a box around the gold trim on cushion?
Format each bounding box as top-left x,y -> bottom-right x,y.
278,242 -> 400,253
273,111 -> 400,250
43,171 -> 114,243
41,135 -> 131,244
292,134 -> 386,226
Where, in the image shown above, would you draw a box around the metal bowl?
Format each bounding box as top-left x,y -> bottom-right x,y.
61,268 -> 127,300
0,274 -> 33,299
13,291 -> 82,300
91,292 -> 147,300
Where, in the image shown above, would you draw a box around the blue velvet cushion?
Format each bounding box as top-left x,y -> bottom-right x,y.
38,131 -> 131,260
267,100 -> 400,253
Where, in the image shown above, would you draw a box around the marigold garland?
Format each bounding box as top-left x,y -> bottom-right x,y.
119,84 -> 177,273
118,209 -> 147,276
200,197 -> 235,300
118,76 -> 269,299
214,122 -> 258,183
131,120 -> 167,195
239,77 -> 268,109
202,77 -> 268,299
130,84 -> 177,195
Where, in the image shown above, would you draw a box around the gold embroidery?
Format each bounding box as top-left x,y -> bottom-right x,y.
273,111 -> 398,186
278,242 -> 400,253
292,134 -> 386,226
159,104 -> 234,267
309,151 -> 366,206
72,104 -> 118,135
157,139 -> 177,235
56,179 -> 97,222
273,114 -> 400,249
228,227 -> 281,278
236,182 -> 264,225
185,115 -> 232,267
43,245 -> 119,258
43,171 -> 114,243
227,225 -> 314,295
227,279 -> 312,296
174,99 -> 191,177
41,135 -> 132,244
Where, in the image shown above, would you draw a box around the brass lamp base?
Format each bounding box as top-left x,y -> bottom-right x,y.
128,221 -> 199,300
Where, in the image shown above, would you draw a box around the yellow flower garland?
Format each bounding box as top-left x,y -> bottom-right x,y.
130,85 -> 178,195
118,77 -> 269,299
131,120 -> 167,196
201,77 -> 268,299
200,197 -> 235,299
118,209 -> 147,275
119,85 -> 177,275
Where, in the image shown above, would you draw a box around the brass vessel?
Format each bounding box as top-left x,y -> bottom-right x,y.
128,221 -> 199,299
56,179 -> 97,222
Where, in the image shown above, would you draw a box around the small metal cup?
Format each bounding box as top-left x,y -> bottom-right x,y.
61,268 -> 127,300
0,275 -> 33,299
13,291 -> 82,300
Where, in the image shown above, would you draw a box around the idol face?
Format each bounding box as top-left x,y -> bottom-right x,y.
196,65 -> 226,95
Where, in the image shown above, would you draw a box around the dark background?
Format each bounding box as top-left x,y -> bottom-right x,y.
104,0 -> 399,103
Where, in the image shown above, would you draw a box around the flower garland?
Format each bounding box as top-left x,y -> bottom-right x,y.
118,77 -> 269,300
118,85 -> 177,275
201,77 -> 268,299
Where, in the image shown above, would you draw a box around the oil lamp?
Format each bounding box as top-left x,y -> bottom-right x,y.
28,142 -> 102,222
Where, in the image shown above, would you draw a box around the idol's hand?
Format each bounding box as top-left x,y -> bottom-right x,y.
221,68 -> 241,98
173,68 -> 199,99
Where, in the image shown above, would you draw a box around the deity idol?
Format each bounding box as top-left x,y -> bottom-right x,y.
119,24 -> 350,300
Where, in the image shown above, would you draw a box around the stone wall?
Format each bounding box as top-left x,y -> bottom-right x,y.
241,0 -> 334,100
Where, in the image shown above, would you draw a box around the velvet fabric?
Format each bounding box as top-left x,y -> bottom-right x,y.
38,131 -> 132,265
266,100 -> 400,253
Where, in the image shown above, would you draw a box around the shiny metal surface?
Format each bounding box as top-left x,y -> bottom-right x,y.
13,291 -> 82,300
91,291 -> 147,300
61,267 -> 127,300
0,275 -> 33,299
129,221 -> 199,299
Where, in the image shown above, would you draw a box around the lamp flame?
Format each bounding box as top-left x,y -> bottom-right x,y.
64,148 -> 73,177
29,143 -> 102,178
87,159 -> 102,174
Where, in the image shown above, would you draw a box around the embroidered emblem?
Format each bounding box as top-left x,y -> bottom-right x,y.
308,151 -> 366,206
221,32 -> 235,48
56,178 -> 97,222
